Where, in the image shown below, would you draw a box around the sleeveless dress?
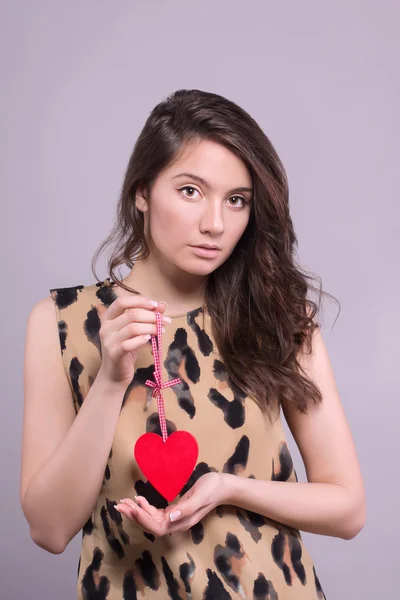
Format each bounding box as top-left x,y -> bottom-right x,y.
49,277 -> 326,600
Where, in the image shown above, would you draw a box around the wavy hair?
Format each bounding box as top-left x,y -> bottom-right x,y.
92,89 -> 339,418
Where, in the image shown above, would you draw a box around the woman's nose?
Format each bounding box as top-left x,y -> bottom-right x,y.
200,204 -> 224,234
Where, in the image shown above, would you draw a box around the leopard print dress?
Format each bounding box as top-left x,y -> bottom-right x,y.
49,277 -> 326,600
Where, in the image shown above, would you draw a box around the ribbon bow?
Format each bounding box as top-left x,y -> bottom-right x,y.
145,311 -> 181,443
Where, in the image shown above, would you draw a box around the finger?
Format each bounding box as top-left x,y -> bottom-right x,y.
122,498 -> 160,525
114,314 -> 168,339
156,301 -> 168,314
129,506 -> 154,534
114,306 -> 171,331
167,506 -> 206,534
131,503 -> 168,536
115,503 -> 136,522
165,497 -> 197,522
105,295 -> 159,323
116,502 -> 155,534
134,496 -> 162,518
120,496 -> 159,518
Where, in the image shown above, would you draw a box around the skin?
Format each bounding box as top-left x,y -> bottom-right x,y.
114,139 -> 366,540
114,138 -> 254,317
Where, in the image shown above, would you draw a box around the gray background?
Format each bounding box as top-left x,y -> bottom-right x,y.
1,1 -> 398,597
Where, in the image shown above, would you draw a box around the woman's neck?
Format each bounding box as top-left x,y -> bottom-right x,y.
116,257 -> 207,317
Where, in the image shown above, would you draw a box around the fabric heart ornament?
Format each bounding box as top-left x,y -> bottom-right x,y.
134,431 -> 199,501
133,310 -> 199,502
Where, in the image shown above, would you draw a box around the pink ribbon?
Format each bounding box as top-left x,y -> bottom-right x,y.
145,311 -> 181,443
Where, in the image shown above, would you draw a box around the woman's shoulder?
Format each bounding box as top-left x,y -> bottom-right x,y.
48,278 -> 116,311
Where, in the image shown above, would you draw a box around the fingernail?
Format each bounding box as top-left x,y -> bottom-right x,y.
119,498 -> 125,503
169,510 -> 182,522
148,300 -> 158,307
158,301 -> 168,308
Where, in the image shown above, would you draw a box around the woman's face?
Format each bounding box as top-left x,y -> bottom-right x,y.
136,139 -> 253,277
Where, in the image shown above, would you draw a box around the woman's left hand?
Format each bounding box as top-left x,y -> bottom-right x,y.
115,472 -> 226,537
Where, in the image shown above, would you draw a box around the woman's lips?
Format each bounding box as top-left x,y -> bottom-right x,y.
190,246 -> 221,258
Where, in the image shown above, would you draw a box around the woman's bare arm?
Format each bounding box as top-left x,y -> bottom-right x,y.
219,327 -> 366,539
20,296 -> 127,554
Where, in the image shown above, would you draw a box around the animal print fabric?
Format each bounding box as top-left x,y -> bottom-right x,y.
49,278 -> 326,600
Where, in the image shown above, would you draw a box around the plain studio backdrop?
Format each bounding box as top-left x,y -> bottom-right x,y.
1,1 -> 398,598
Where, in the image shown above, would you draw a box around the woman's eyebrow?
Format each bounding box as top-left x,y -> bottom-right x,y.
172,172 -> 253,195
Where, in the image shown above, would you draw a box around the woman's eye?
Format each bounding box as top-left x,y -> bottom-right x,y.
228,196 -> 246,208
178,186 -> 246,208
179,186 -> 199,198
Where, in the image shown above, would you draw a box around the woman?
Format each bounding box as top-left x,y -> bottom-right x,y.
21,89 -> 365,599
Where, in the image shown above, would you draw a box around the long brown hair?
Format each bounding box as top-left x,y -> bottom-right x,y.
91,89 -> 339,418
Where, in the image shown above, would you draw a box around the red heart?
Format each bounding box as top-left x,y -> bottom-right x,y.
134,431 -> 199,502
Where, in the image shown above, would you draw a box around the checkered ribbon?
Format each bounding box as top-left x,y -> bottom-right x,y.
145,311 -> 182,443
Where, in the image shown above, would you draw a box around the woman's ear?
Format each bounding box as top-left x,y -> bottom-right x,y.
135,186 -> 149,213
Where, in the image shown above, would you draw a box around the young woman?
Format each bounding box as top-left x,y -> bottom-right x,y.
21,89 -> 365,599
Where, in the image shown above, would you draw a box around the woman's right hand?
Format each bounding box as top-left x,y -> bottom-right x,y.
97,295 -> 170,388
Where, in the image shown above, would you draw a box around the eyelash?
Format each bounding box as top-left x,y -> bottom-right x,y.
178,186 -> 247,208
